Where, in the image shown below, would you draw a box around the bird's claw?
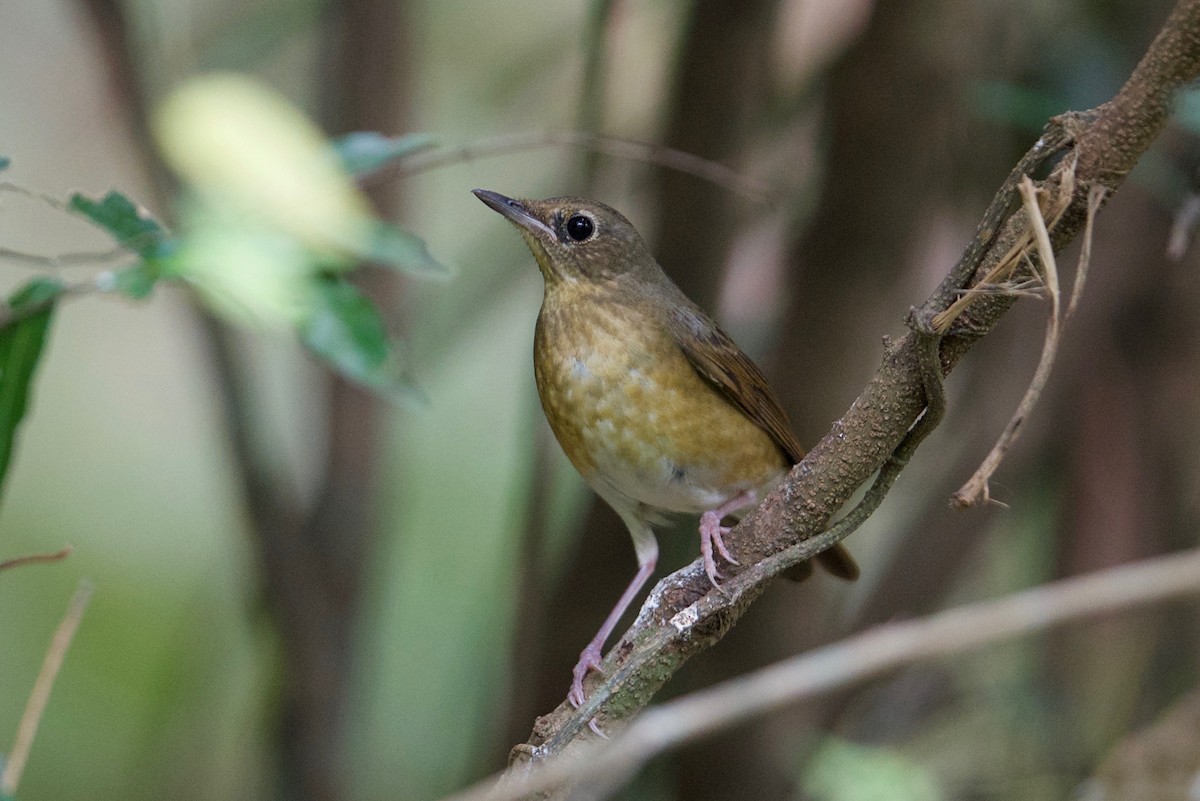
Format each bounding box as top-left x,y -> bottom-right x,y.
569,645 -> 607,736
700,511 -> 740,591
569,648 -> 602,708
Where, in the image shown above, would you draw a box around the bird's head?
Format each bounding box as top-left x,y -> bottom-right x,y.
473,190 -> 654,285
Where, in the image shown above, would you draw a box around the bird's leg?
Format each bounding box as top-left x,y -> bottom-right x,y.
699,489 -> 756,586
569,523 -> 658,722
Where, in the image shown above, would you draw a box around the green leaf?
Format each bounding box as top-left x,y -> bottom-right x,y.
300,276 -> 390,384
68,190 -> 171,260
0,278 -> 62,506
111,262 -> 162,300
299,277 -> 426,403
332,132 -> 436,176
361,221 -> 449,277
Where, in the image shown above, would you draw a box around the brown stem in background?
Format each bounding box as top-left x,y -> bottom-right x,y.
76,1 -> 412,799
652,0 -> 781,305
386,131 -> 771,203
576,0 -> 618,187
0,545 -> 73,572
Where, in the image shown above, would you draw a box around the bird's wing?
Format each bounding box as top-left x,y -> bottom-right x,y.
666,303 -> 860,582
665,303 -> 805,464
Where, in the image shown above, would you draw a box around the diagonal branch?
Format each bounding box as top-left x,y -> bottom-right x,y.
453,545 -> 1200,801
500,0 -> 1200,787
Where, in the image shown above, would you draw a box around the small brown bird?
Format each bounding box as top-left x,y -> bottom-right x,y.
474,190 -> 858,708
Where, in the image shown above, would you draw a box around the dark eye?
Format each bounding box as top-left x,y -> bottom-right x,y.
565,214 -> 594,242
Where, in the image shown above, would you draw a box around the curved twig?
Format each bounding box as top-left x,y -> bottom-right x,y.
367,131 -> 772,204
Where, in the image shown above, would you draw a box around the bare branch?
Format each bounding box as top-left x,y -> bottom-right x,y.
1,579 -> 94,796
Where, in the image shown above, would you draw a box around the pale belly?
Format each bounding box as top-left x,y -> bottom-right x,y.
534,297 -> 786,519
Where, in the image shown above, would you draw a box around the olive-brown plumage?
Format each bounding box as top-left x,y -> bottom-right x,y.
474,189 -> 857,711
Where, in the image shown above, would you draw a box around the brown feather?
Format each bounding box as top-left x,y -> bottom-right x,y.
665,303 -> 805,464
666,301 -> 860,582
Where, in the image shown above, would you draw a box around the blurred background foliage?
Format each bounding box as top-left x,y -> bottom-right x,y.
2,1 -> 1198,800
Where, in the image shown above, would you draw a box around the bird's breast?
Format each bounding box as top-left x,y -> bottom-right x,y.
533,285 -> 785,516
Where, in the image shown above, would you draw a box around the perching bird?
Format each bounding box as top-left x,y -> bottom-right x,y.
474,190 -> 858,709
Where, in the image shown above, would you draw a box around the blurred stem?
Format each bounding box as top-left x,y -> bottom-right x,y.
0,545 -> 73,572
577,0 -> 617,185
653,0 -> 781,306
1,581 -> 93,797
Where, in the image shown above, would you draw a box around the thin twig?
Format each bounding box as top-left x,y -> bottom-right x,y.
1067,186 -> 1107,320
445,546 -> 1200,801
954,177 -> 1063,506
1,579 -> 94,796
0,181 -> 71,211
0,545 -> 73,572
932,157 -> 1075,334
952,174 -> 1099,507
371,131 -> 772,204
0,246 -> 130,269
0,276 -> 118,330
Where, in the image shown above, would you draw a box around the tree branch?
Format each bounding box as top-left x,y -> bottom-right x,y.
501,0 -> 1200,786
454,546 -> 1200,801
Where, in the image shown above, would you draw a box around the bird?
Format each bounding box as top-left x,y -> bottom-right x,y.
473,189 -> 858,710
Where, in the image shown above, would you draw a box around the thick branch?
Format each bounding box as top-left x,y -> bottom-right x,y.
506,0 -> 1200,780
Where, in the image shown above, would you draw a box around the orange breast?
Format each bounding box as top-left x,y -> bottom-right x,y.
533,282 -> 786,516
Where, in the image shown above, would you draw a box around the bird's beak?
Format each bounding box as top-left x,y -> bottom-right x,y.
473,189 -> 556,240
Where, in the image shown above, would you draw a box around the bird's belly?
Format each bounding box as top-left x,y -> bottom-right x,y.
535,313 -> 785,516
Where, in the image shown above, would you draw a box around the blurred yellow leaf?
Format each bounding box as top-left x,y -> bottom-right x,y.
153,72 -> 373,255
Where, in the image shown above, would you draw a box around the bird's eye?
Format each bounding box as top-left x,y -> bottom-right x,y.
565,214 -> 595,242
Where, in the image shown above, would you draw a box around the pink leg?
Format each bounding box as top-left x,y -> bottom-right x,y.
570,542 -> 658,709
699,489 -> 757,588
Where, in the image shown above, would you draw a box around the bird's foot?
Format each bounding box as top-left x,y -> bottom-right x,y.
569,645 -> 603,707
699,511 -> 740,589
570,644 -> 607,737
